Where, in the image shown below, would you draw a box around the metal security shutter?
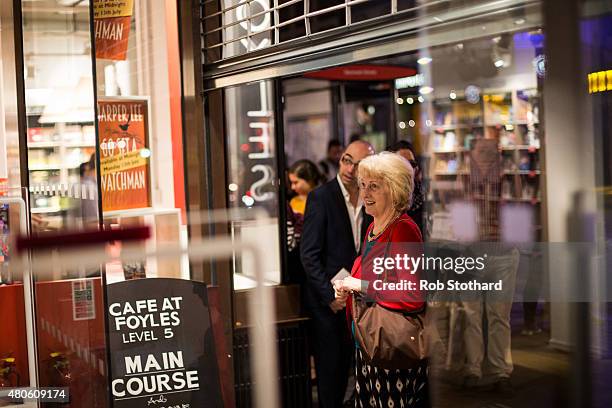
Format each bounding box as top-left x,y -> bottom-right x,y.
200,0 -> 542,89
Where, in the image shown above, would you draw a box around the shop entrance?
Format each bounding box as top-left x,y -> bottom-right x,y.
203,0 -> 610,406
275,28 -> 567,407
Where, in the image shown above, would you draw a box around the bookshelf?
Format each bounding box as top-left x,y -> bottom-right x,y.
27,121 -> 96,217
426,88 -> 543,240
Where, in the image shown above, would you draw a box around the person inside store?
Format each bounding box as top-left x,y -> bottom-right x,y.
319,139 -> 342,182
387,141 -> 426,236
301,140 -> 375,408
286,160 -> 324,285
456,139 -> 518,396
334,151 -> 429,408
68,153 -> 98,230
289,159 -> 326,215
80,154 -> 98,223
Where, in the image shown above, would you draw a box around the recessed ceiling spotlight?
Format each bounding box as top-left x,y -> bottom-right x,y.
419,86 -> 434,95
417,57 -> 432,65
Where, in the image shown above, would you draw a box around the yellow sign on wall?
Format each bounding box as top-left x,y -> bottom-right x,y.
93,0 -> 134,20
588,70 -> 612,94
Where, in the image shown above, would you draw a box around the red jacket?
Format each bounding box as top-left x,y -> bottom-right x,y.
347,214 -> 425,317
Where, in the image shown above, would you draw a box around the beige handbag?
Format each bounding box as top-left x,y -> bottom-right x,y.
352,293 -> 427,370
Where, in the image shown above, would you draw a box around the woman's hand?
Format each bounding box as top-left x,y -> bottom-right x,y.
333,279 -> 349,300
341,276 -> 364,293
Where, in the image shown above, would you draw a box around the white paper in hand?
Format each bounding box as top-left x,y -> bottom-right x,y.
331,268 -> 350,283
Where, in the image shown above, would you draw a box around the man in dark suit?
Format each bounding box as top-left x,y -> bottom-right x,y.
301,140 -> 374,407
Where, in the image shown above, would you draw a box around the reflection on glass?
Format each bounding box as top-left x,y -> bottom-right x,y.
225,81 -> 280,288
23,1 -> 99,233
0,198 -> 31,387
94,0 -> 188,283
21,2 -> 107,407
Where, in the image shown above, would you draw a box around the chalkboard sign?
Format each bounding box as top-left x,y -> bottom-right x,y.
106,278 -> 222,408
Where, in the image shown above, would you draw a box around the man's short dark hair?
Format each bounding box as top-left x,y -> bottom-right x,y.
327,139 -> 341,151
387,140 -> 417,158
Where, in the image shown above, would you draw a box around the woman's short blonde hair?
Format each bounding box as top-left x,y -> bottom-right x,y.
358,151 -> 414,212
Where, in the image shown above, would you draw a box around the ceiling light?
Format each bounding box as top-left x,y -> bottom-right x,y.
229,183 -> 238,192
465,85 -> 481,104
449,91 -> 457,100
406,97 -> 414,104
418,96 -> 425,103
408,120 -> 415,127
419,86 -> 434,95
396,98 -> 404,105
494,58 -> 505,68
515,18 -> 525,25
399,122 -> 406,129
417,57 -> 432,65
426,120 -> 432,127
367,105 -> 376,115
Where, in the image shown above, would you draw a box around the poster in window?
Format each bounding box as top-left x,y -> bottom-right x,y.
72,279 -> 96,321
93,0 -> 133,60
98,98 -> 151,212
94,0 -> 134,19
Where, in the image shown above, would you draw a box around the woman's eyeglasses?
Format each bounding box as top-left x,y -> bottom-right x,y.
358,180 -> 382,193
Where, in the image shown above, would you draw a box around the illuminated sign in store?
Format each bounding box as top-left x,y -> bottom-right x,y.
306,65 -> 416,82
395,74 -> 425,89
588,70 -> 612,94
247,82 -> 275,202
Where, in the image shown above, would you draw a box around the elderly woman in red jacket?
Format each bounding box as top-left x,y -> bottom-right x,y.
334,151 -> 429,408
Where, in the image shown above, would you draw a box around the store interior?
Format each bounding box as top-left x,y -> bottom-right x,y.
1,2 -> 189,406
277,27 -> 608,406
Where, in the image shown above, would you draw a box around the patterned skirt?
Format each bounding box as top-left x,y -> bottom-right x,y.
355,349 -> 430,408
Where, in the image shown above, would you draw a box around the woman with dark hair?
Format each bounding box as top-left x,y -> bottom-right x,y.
286,160 -> 324,285
288,159 -> 324,215
387,141 -> 426,236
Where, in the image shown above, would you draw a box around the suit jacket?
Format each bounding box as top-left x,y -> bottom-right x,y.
300,178 -> 372,311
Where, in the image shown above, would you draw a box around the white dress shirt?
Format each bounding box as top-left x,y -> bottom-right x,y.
336,174 -> 364,252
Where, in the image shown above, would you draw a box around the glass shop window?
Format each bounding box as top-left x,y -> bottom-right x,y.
224,80 -> 281,289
